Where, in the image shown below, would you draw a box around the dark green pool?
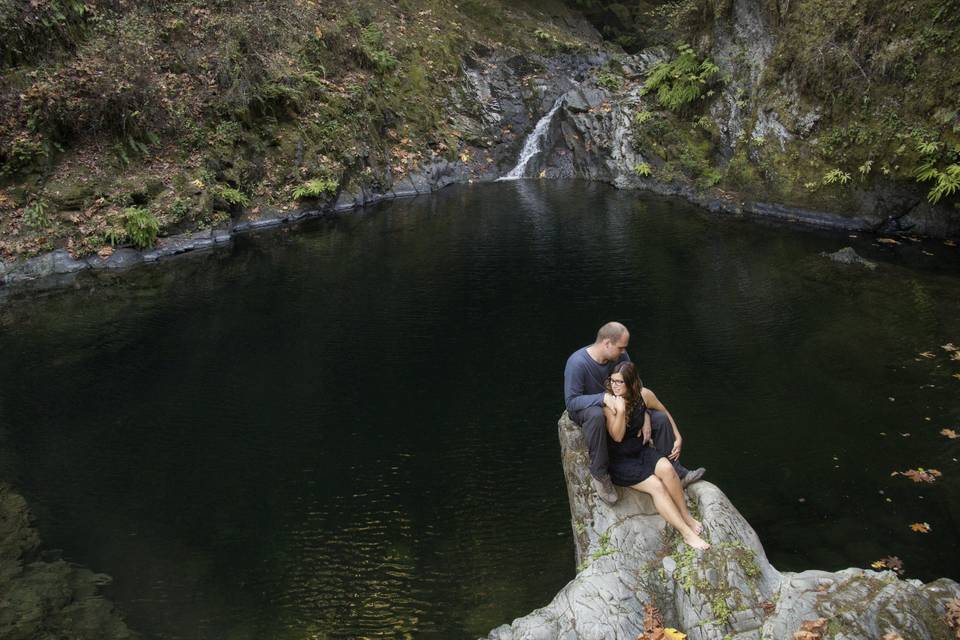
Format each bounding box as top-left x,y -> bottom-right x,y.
1,180 -> 958,638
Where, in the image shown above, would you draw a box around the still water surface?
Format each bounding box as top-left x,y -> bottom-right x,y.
1,181 -> 959,638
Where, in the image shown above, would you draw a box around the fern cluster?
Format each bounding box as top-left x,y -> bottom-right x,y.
214,186 -> 251,208
915,141 -> 960,204
359,25 -> 398,73
292,178 -> 338,200
642,44 -> 719,112
122,206 -> 160,249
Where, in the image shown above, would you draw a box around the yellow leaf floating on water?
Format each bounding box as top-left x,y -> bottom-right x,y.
942,428 -> 959,439
663,630 -> 687,640
918,351 -> 935,359
877,238 -> 900,245
942,343 -> 958,352
910,522 -> 931,533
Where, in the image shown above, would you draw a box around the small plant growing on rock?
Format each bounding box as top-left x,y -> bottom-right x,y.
293,178 -> 338,200
642,43 -> 720,112
123,206 -> 160,249
214,185 -> 250,209
634,110 -> 653,126
822,168 -> 852,186
597,70 -> 623,92
634,162 -> 653,177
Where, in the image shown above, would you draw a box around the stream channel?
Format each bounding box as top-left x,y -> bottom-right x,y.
1,180 -> 959,638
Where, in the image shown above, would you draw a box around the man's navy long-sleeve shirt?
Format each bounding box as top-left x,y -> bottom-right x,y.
563,347 -> 630,413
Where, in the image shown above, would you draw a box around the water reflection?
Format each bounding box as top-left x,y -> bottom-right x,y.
0,181 -> 958,638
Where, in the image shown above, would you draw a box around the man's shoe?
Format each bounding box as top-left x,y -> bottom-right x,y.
591,475 -> 619,504
681,467 -> 706,488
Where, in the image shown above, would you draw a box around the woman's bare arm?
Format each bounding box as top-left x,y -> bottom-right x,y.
603,400 -> 627,442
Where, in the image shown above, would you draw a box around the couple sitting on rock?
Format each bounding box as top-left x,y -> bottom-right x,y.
564,321 -> 710,550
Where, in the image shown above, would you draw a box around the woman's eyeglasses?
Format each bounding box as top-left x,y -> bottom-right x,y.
608,378 -> 626,386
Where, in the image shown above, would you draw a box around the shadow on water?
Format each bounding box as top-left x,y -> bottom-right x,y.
1,180 -> 959,638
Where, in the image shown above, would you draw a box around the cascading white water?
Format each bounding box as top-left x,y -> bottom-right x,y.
498,97 -> 565,181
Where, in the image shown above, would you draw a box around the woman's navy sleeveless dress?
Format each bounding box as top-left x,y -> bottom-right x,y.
607,402 -> 663,487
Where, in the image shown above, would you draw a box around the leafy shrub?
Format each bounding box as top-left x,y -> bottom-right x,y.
642,44 -> 720,112
1,133 -> 48,178
122,206 -> 159,248
22,32 -> 166,144
23,198 -> 51,229
292,178 -> 337,200
0,0 -> 90,68
359,24 -> 397,73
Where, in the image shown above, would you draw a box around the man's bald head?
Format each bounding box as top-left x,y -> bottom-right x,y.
596,321 -> 628,344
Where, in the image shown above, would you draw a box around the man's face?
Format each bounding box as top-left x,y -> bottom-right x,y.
603,333 -> 629,361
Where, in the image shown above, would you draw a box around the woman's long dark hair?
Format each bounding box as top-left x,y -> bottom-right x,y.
605,361 -> 644,418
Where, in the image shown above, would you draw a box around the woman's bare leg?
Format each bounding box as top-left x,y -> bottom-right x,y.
654,458 -> 703,535
633,476 -> 710,550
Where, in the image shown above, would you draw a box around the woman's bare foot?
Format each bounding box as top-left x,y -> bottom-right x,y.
684,517 -> 703,535
682,532 -> 711,550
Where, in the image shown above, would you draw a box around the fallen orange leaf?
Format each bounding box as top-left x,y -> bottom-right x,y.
909,522 -> 931,533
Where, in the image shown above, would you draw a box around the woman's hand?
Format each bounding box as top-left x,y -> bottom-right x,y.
612,395 -> 626,415
668,435 -> 682,461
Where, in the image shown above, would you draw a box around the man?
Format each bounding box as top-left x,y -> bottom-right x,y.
563,322 -> 704,504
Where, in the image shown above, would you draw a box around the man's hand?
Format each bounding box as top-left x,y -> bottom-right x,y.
668,435 -> 682,461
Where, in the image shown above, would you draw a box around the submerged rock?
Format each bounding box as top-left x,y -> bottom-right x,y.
823,247 -> 877,270
0,483 -> 137,640
483,413 -> 959,639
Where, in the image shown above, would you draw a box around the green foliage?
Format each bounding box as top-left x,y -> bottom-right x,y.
1,134 -> 48,178
923,164 -> 960,203
122,206 -> 159,249
634,161 -> 653,177
596,70 -> 623,91
822,168 -> 852,185
590,529 -> 618,561
292,178 -> 338,200
23,198 -> 51,230
634,110 -> 654,126
0,0 -> 91,68
214,185 -> 250,208
359,24 -> 398,73
642,43 -> 720,112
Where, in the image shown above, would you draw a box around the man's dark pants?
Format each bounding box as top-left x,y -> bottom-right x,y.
570,407 -> 688,480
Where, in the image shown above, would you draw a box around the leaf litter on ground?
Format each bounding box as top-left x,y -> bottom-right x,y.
891,468 -> 941,483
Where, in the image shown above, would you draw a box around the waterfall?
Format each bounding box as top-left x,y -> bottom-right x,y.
498,97 -> 565,181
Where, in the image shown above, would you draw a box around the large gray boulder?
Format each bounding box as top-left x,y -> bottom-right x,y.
484,413 -> 959,640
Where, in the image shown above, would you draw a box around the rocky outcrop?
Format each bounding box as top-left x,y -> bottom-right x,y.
483,413 -> 960,640
0,483 -> 137,640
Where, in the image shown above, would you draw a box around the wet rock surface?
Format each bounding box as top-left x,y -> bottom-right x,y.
0,483 -> 137,640
483,413 -> 960,640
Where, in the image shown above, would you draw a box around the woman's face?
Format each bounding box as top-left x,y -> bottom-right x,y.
609,372 -> 627,397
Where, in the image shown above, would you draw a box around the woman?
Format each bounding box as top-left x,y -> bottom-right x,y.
603,362 -> 710,550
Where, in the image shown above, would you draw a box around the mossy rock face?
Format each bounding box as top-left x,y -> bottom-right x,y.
43,177 -> 102,210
